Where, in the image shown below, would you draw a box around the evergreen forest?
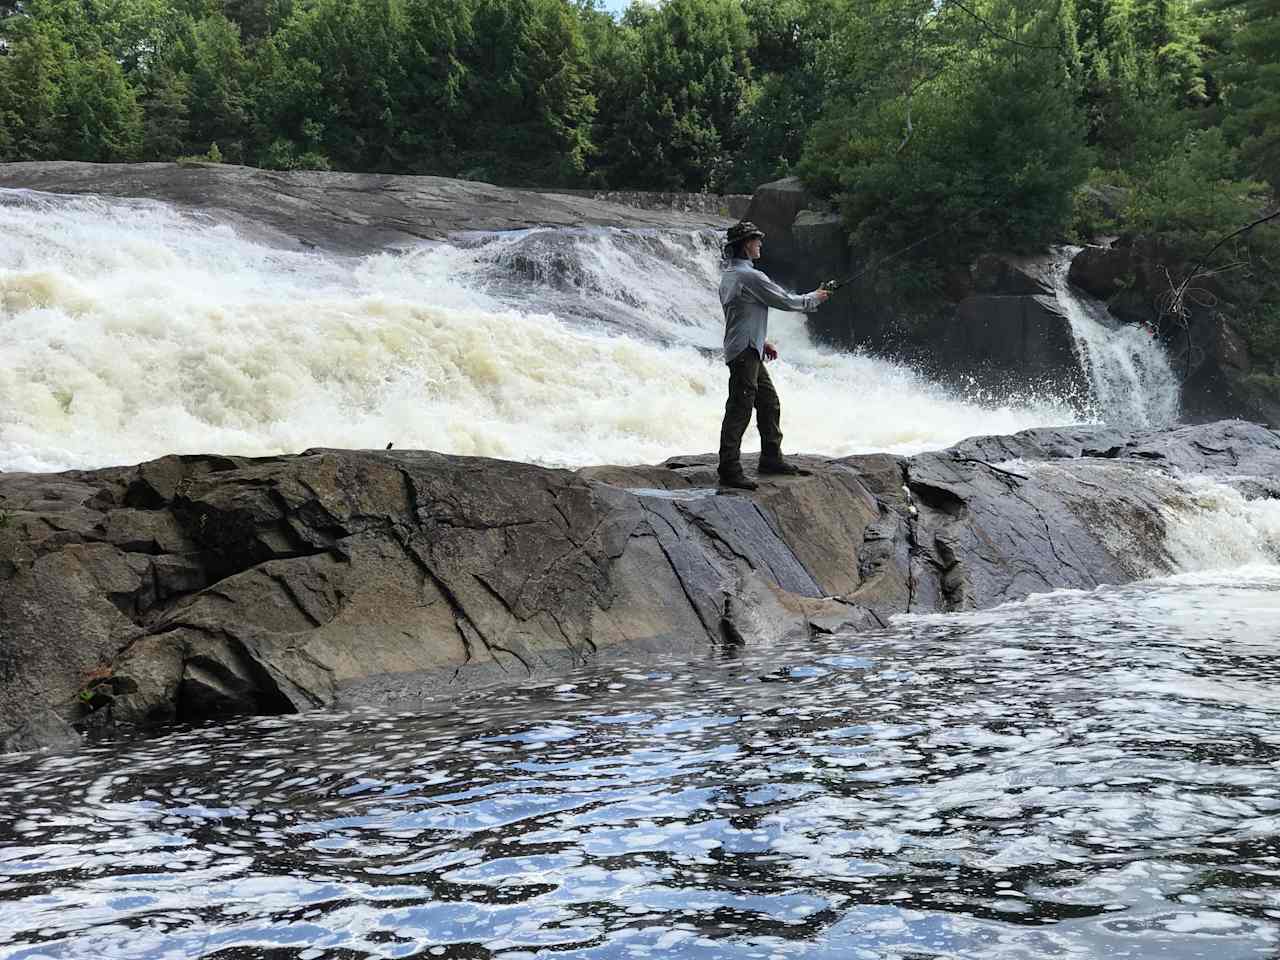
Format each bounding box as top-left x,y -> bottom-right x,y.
1,0 -> 1277,385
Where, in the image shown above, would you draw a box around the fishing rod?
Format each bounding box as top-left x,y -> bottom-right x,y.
819,221 -> 957,292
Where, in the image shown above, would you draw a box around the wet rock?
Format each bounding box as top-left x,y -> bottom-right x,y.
3,420 -> 1279,751
1067,244 -> 1135,299
972,253 -> 1055,296
941,294 -> 1088,396
0,162 -> 731,255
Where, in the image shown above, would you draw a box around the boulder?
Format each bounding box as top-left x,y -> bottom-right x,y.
1068,244 -> 1136,300
1181,316 -> 1280,425
745,177 -> 827,283
726,195 -> 753,220
4,421 -> 1280,752
938,294 -> 1089,397
792,210 -> 850,284
972,253 -> 1055,296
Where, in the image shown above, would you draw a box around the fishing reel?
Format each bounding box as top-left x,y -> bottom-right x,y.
820,278 -> 846,292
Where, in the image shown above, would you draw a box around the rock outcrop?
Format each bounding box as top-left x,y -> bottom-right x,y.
3,420 -> 1278,753
744,183 -> 1087,399
744,181 -> 1275,423
1069,238 -> 1278,425
0,162 -> 732,255
747,177 -> 840,283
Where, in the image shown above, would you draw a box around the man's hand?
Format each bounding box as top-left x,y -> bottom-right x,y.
814,288 -> 831,304
763,341 -> 778,361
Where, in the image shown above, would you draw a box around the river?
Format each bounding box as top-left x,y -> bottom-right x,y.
1,189 -> 1275,958
2,568 -> 1279,958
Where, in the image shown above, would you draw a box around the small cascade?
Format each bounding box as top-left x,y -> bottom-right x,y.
1054,247 -> 1181,427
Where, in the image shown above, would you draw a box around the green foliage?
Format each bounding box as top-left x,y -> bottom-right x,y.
60,46 -> 144,160
140,63 -> 191,159
0,23 -> 64,160
1074,0 -> 1207,169
0,18 -> 141,161
17,0 -> 174,70
184,13 -> 251,162
800,0 -> 1091,266
456,0 -> 596,185
252,0 -> 407,171
587,0 -> 750,191
222,0 -> 291,44
1125,126 -> 1267,253
393,0 -> 472,173
259,136 -> 330,170
1209,0 -> 1280,190
728,73 -> 807,189
725,0 -> 837,191
178,140 -> 222,163
1067,168 -> 1129,241
579,4 -> 647,187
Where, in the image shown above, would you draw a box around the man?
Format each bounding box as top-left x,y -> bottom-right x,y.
717,219 -> 830,491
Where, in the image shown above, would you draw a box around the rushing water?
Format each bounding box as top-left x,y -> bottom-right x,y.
1053,249 -> 1181,429
4,186 -> 1277,958
0,189 -> 1086,473
2,567 -> 1279,959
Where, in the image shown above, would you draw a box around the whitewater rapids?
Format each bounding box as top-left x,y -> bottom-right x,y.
0,189 -> 1100,474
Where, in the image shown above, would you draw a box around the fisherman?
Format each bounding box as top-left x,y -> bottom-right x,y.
717,220 -> 830,491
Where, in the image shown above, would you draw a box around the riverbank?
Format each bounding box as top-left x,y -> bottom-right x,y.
3,419 -> 1278,753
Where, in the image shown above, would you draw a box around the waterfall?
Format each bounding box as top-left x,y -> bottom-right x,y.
0,189 -> 1087,473
1054,247 -> 1181,427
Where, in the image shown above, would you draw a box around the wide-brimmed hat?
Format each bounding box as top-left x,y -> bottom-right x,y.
725,220 -> 765,246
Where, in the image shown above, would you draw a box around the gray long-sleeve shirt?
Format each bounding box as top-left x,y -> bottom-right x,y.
719,258 -> 820,363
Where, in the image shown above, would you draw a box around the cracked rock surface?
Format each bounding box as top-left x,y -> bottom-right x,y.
2,420 -> 1278,752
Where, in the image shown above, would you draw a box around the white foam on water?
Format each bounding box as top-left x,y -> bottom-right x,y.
1054,247 -> 1181,427
1161,476 -> 1280,571
1,189 -> 1084,472
985,457 -> 1280,581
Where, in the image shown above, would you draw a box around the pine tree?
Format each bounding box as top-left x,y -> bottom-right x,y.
1211,0 -> 1280,188
140,64 -> 191,159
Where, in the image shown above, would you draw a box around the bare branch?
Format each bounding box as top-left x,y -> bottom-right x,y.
896,102 -> 914,155
943,0 -> 1062,51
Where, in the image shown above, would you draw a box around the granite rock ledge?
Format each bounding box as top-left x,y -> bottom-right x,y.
2,419 -> 1278,752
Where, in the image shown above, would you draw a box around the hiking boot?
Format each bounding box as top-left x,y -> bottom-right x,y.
758,457 -> 811,476
717,471 -> 759,491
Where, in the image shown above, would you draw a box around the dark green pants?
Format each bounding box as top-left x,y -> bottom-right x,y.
718,348 -> 782,476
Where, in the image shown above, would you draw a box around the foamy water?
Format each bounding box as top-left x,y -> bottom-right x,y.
1054,249 -> 1181,428
1000,458 -> 1280,574
0,189 -> 1085,473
